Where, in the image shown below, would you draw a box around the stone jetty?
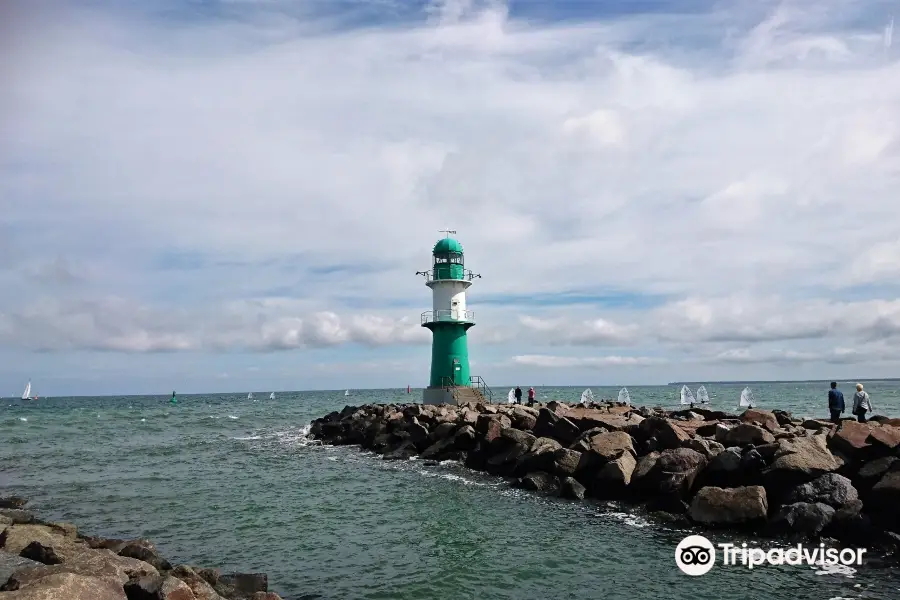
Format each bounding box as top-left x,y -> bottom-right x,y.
310,401 -> 900,548
0,497 -> 283,600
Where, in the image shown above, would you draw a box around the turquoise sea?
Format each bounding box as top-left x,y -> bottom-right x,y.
2,381 -> 900,599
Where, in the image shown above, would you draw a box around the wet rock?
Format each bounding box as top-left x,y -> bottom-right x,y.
517,472 -> 558,493
568,427 -> 607,452
689,486 -> 768,526
6,572 -> 126,600
801,419 -> 834,433
5,549 -> 158,588
868,425 -> 900,452
453,425 -> 477,451
723,424 -> 775,447
771,502 -> 835,536
560,477 -> 586,500
420,437 -> 456,460
382,440 -> 418,461
713,423 -> 732,444
0,498 -> 27,510
635,448 -> 706,501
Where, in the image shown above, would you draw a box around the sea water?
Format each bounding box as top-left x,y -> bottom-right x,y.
3,382 -> 900,599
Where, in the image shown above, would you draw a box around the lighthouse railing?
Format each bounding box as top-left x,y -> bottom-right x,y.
421,310 -> 475,325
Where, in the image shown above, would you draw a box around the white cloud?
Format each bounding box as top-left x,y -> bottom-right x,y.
4,0 -> 900,390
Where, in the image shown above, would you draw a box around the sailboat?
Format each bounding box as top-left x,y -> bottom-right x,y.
696,385 -> 710,405
740,387 -> 755,408
22,380 -> 36,401
580,388 -> 594,404
247,392 -> 253,400
618,387 -> 631,404
344,390 -> 350,396
680,385 -> 695,405
507,388 -> 516,404
269,392 -> 275,400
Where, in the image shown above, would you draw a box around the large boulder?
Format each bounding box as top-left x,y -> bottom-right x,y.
2,572 -> 126,600
638,418 -> 689,450
509,406 -> 537,431
3,549 -> 158,588
683,438 -> 725,459
0,498 -> 27,510
170,566 -> 224,600
560,477 -> 586,501
513,437 -> 562,475
588,431 -> 636,460
552,448 -> 582,478
689,486 -> 768,526
596,451 -> 637,492
216,572 -> 268,599
762,434 -> 840,502
786,473 -> 859,509
517,472 -> 559,493
740,409 -> 780,433
118,540 -> 171,572
828,421 -> 872,457
868,425 -> 900,453
634,448 -> 707,502
0,525 -> 79,561
722,424 -> 775,447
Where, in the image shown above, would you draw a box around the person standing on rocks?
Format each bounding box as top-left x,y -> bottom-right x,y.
852,383 -> 874,423
828,381 -> 845,424
527,387 -> 535,406
514,386 -> 522,404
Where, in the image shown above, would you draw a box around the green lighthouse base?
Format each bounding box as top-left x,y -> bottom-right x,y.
422,385 -> 486,406
422,387 -> 455,405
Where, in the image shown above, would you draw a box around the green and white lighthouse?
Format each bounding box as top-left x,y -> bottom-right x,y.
417,230 -> 485,405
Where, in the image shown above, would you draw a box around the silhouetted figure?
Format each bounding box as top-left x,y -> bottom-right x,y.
514,386 -> 522,405
828,381 -> 844,424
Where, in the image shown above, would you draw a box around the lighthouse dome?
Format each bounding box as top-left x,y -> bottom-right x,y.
433,237 -> 463,254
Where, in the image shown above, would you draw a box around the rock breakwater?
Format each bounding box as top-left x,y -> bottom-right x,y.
310,401 -> 900,548
0,498 -> 283,600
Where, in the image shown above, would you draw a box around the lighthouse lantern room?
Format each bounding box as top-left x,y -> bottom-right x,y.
417,230 -> 485,405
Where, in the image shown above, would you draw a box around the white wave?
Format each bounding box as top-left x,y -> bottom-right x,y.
140,418 -> 146,422
599,511 -> 651,528
228,415 -> 238,419
233,435 -> 262,441
814,563 -> 856,578
18,417 -> 27,422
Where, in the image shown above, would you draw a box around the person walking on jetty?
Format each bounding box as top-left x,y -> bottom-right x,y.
852,383 -> 874,423
527,387 -> 535,406
514,386 -> 522,404
828,381 -> 845,424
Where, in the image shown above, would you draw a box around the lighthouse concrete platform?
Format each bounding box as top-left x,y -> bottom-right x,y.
423,386 -> 486,406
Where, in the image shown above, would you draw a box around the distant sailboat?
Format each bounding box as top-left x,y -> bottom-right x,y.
696,385 -> 710,405
740,387 -> 755,408
269,392 -> 275,400
344,390 -> 350,396
580,388 -> 594,404
618,387 -> 631,404
22,380 -> 36,401
680,385 -> 695,406
247,392 -> 253,400
507,388 -> 516,404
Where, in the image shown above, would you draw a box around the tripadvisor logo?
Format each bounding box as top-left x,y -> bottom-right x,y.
675,535 -> 867,576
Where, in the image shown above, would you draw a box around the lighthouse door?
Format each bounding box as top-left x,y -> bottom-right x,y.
451,299 -> 459,320
452,358 -> 460,385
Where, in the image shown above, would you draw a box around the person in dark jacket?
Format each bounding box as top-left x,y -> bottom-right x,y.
828,381 -> 845,423
514,386 -> 522,404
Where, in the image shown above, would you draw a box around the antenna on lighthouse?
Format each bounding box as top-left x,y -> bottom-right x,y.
439,229 -> 457,237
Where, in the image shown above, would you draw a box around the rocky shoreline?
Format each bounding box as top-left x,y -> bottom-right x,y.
0,497 -> 283,600
310,401 -> 900,550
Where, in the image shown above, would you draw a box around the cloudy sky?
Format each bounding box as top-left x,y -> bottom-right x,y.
2,0 -> 900,395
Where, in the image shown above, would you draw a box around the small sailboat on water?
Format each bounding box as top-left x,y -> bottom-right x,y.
247,392 -> 254,400
344,390 -> 350,396
580,388 -> 594,404
507,388 -> 516,404
618,387 -> 631,404
696,385 -> 710,405
740,387 -> 755,409
269,392 -> 275,400
22,380 -> 37,401
680,385 -> 695,406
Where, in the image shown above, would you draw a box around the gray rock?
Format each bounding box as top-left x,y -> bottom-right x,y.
5,572 -> 126,600
560,477 -> 586,501
518,472 -> 558,492
723,424 -> 776,447
786,473 -> 859,509
683,438 -> 725,459
0,550 -> 41,589
772,502 -> 835,535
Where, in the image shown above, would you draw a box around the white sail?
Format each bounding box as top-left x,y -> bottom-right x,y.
740,387 -> 755,407
247,392 -> 253,400
618,387 -> 631,404
269,392 -> 275,400
680,385 -> 695,405
580,388 -> 594,404
22,381 -> 31,400
696,385 -> 710,404
507,388 -> 516,404
344,390 -> 350,396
